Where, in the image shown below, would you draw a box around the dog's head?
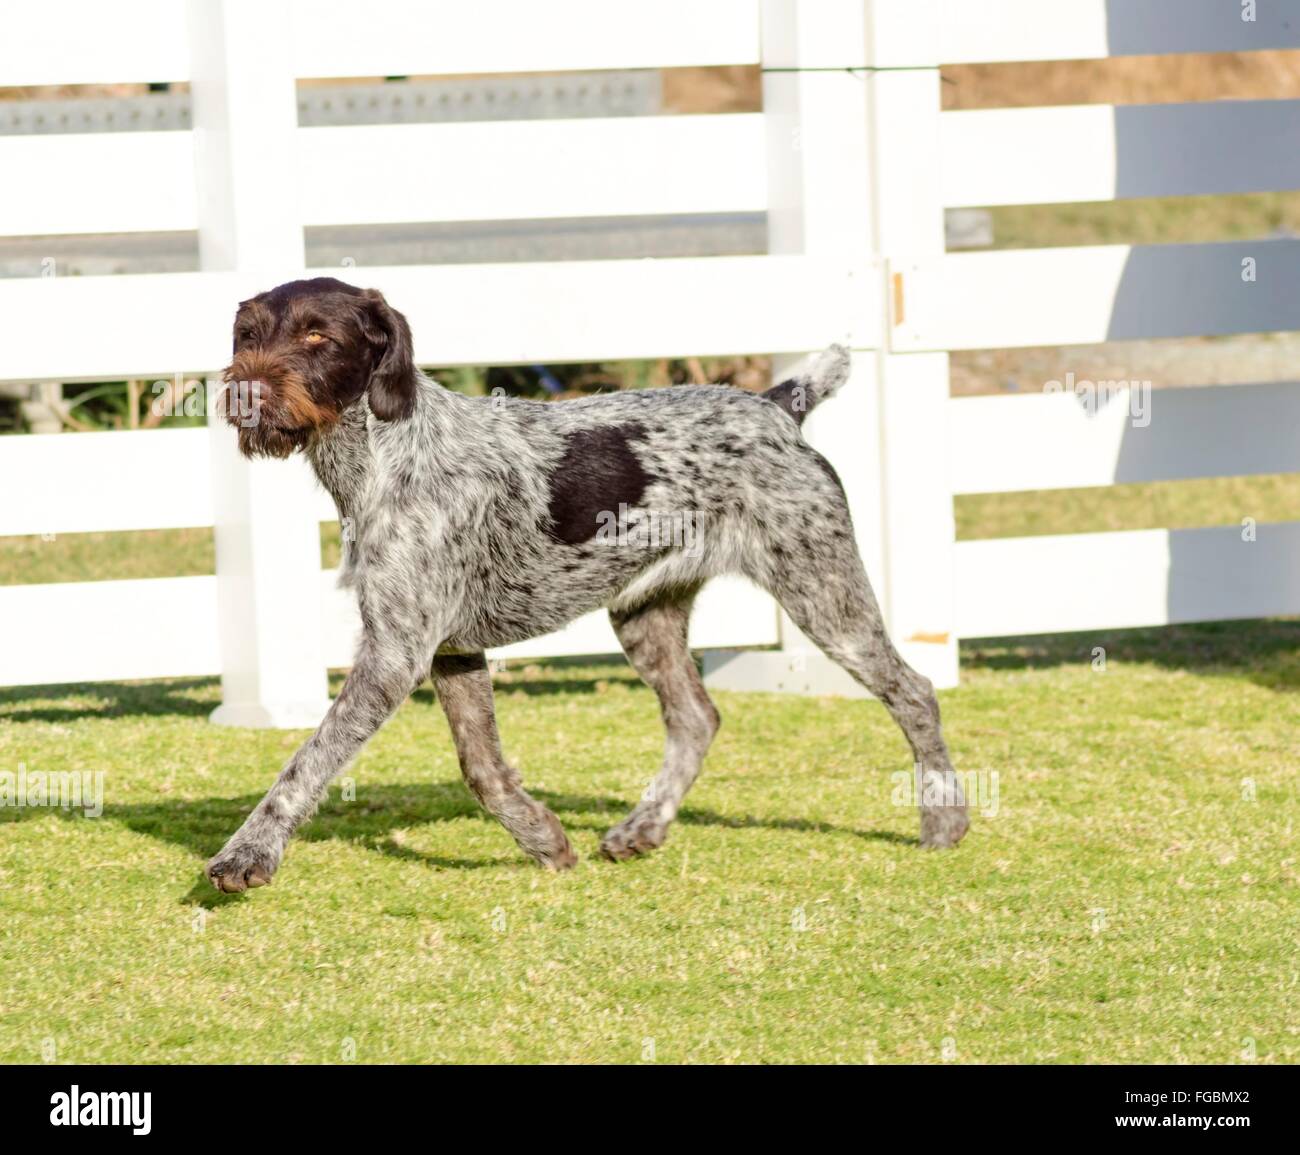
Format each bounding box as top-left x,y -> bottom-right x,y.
221,277 -> 416,458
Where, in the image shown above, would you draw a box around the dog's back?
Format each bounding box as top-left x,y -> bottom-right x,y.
385,350 -> 852,652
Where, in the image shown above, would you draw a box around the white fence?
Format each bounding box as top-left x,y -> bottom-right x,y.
1,0 -> 1298,721
923,0 -> 1300,644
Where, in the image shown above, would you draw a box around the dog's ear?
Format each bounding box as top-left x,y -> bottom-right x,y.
359,289 -> 417,421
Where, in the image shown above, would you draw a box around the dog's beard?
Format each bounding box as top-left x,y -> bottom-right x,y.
234,421 -> 310,459
219,379 -> 315,459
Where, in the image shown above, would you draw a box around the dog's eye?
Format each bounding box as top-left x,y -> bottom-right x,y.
304,330 -> 327,344
238,328 -> 256,342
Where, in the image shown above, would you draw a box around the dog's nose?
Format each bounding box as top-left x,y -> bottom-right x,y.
220,378 -> 269,422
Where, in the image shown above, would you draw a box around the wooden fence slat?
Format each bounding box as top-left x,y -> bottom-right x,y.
954,522 -> 1300,638
892,240 -> 1300,352
0,0 -> 760,87
0,576 -> 222,685
0,133 -> 195,237
299,116 -> 766,226
0,428 -> 211,537
291,0 -> 760,77
936,0 -> 1300,65
0,116 -> 763,238
0,257 -> 880,385
0,570 -> 776,687
949,382 -> 1300,495
0,1 -> 187,86
942,100 -> 1300,208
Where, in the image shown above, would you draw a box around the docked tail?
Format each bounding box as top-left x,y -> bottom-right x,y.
761,344 -> 850,426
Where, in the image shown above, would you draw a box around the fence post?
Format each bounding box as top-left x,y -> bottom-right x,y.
865,0 -> 959,688
188,0 -> 333,727
705,0 -> 890,698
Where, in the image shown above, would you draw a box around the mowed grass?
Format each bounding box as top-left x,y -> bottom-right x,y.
0,620 -> 1296,1064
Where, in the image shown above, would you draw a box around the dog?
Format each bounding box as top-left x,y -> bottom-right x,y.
205,277 -> 968,892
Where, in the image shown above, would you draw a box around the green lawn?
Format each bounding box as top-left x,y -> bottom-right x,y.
0,619 -> 1296,1064
1,442 -> 1297,1063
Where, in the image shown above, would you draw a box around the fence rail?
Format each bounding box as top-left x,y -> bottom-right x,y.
955,523 -> 1300,639
2,0 -> 760,86
0,571 -> 777,688
894,241 -> 1300,352
949,383 -> 1300,495
300,115 -> 767,226
935,0 -> 1300,64
942,100 -> 1300,208
0,256 -> 876,384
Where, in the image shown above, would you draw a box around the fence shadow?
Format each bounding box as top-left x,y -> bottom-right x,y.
1104,239 -> 1300,343
0,660 -> 638,725
0,677 -> 217,724
1105,0 -> 1300,56
963,618 -> 1300,692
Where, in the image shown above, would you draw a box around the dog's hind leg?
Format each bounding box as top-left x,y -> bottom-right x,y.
600,589 -> 720,860
747,467 -> 969,848
431,652 -> 577,870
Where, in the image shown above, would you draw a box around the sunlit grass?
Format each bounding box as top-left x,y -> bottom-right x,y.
0,620 -> 1295,1063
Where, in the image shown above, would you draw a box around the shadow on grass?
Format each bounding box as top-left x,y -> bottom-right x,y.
0,659 -> 640,727
1,781 -> 915,907
963,619 -> 1300,693
0,677 -> 217,724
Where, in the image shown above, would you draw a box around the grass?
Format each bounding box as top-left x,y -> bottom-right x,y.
987,191 -> 1300,251
2,422 -> 1296,1065
0,523 -> 342,586
0,621 -> 1296,1064
954,473 -> 1300,540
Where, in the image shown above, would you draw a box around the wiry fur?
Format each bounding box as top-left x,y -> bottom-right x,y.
206,282 -> 968,893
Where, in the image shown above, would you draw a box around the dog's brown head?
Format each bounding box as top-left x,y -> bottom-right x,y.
221,277 -> 416,458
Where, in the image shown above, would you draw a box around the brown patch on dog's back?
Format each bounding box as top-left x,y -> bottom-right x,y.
546,423 -> 652,545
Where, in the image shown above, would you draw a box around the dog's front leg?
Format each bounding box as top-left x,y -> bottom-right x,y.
206,639 -> 426,893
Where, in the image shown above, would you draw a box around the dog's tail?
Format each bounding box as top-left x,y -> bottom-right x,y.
761,344 -> 850,427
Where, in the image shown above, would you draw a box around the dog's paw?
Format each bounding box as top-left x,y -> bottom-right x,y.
599,815 -> 668,861
538,839 -> 579,872
514,806 -> 578,871
920,805 -> 970,850
206,839 -> 279,894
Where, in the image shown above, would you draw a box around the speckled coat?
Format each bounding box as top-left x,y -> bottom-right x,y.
206,280 -> 968,894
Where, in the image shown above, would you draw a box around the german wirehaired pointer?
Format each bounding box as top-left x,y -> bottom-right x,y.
206,277 -> 968,892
